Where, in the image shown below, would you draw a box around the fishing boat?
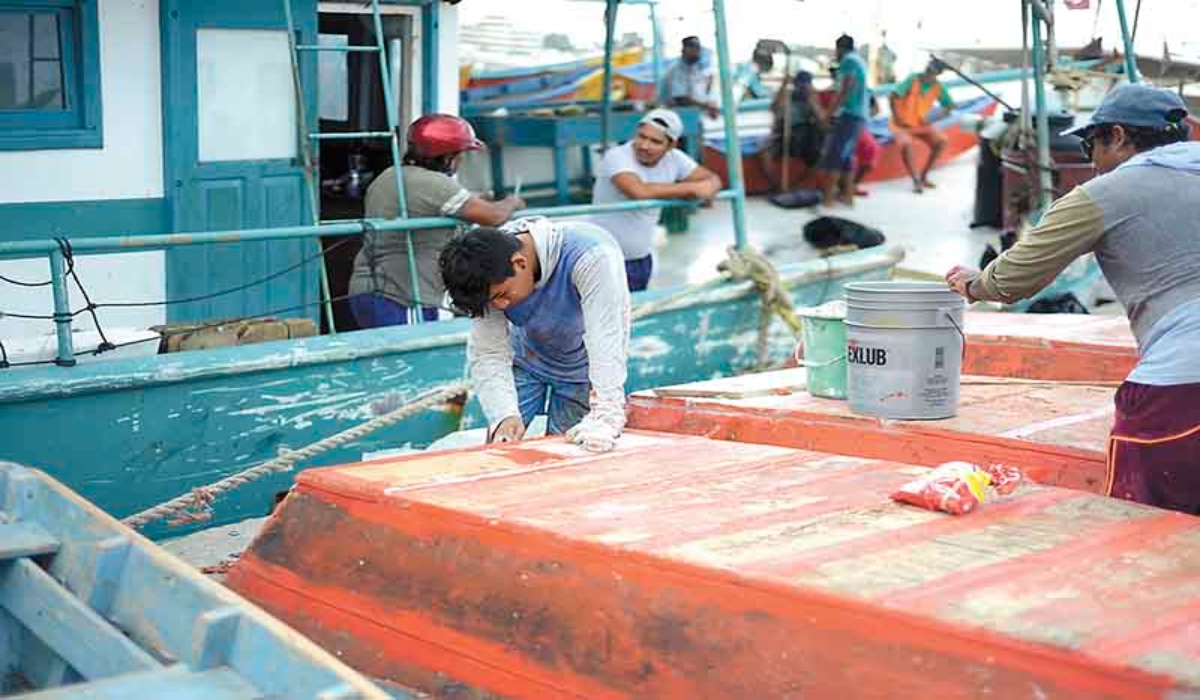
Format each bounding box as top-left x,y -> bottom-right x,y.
0,461 -> 387,697
0,0 -> 904,543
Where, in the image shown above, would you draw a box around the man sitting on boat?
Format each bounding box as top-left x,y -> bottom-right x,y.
587,108 -> 722,291
348,114 -> 525,328
758,71 -> 828,193
662,36 -> 720,119
439,216 -> 631,453
946,83 -> 1200,515
889,59 -> 955,194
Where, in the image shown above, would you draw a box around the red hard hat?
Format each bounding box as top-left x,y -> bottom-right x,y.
406,114 -> 484,158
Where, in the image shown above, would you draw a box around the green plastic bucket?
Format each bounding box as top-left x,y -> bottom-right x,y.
795,300 -> 848,399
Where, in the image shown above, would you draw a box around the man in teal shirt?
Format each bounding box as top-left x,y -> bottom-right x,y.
818,34 -> 870,207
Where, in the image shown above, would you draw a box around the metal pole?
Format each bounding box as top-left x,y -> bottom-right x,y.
648,0 -> 663,98
1020,0 -> 1032,144
0,193 -> 742,259
1030,7 -> 1054,217
1114,0 -> 1141,82
780,47 -> 793,191
1045,0 -> 1059,69
370,0 -> 424,318
282,0 -> 338,334
600,0 -> 619,151
712,0 -> 748,250
48,249 -> 75,367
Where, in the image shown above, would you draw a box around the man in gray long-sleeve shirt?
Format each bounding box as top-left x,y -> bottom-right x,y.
439,217 -> 631,453
946,84 -> 1200,514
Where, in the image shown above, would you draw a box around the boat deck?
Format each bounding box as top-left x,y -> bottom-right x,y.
225,432 -> 1200,698
627,369 -> 1114,492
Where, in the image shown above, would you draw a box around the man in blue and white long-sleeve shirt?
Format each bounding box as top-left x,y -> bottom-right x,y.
439,217 -> 631,452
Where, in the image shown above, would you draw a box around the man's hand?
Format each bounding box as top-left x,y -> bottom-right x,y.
945,265 -> 981,302
564,416 -> 621,453
489,415 -> 526,444
504,195 -> 527,210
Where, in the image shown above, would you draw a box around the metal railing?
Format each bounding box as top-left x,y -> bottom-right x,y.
0,193 -> 737,367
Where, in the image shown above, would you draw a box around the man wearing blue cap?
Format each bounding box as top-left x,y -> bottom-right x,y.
945,83 -> 1200,515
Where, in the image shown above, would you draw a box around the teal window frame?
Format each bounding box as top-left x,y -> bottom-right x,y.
0,0 -> 103,150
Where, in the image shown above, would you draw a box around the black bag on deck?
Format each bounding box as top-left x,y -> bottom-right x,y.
768,188 -> 822,209
803,216 -> 885,250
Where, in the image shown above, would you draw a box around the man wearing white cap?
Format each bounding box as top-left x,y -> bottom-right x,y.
588,108 -> 722,291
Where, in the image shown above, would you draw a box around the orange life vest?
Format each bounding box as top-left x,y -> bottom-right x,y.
892,78 -> 943,128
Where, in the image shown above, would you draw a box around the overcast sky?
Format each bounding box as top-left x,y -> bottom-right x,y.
460,0 -> 1200,72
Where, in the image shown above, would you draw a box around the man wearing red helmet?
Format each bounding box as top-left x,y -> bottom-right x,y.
348,114 -> 525,327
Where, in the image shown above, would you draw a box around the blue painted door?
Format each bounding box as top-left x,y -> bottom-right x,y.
162,0 -> 320,324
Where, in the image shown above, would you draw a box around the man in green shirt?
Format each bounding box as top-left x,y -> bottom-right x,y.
818,34 -> 870,208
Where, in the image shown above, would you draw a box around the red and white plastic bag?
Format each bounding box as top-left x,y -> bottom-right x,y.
891,461 -> 1025,515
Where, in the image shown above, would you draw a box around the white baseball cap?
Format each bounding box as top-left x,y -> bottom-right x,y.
639,108 -> 684,142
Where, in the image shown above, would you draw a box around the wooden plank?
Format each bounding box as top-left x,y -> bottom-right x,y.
41,537 -> 132,687
0,558 -> 160,681
0,522 -> 59,561
191,608 -> 242,671
15,665 -> 259,699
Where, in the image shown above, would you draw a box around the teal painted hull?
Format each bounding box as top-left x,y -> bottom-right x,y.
0,248 -> 902,539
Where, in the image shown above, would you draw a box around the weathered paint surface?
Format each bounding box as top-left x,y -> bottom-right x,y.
0,248 -> 901,538
627,368 -> 1114,492
227,432 -> 1200,698
962,312 -> 1137,381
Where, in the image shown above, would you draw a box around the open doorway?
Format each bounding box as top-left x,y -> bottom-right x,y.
315,2 -> 421,331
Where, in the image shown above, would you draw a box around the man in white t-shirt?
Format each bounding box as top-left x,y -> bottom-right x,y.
588,108 -> 723,291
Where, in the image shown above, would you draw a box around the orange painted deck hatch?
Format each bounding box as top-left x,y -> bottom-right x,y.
962,312 -> 1137,381
628,369 -> 1115,493
227,432 -> 1200,699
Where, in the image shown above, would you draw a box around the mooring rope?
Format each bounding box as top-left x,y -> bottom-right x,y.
122,381 -> 470,529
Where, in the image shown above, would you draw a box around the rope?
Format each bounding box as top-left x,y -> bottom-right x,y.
122,380 -> 470,529
717,246 -> 803,369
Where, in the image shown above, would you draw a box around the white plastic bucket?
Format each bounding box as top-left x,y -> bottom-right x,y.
843,281 -> 966,420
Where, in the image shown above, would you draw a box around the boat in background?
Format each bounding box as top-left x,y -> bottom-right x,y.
704,95 -> 1000,194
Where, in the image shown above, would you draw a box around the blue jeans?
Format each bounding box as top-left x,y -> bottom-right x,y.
819,115 -> 866,173
624,255 -> 653,292
350,293 -> 439,329
514,364 -> 590,435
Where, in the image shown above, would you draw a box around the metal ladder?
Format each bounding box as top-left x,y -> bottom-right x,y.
282,0 -> 424,332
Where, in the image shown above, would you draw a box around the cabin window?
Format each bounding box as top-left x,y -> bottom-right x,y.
0,0 -> 101,150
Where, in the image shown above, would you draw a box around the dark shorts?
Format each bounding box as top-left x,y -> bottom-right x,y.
349,293 -> 439,329
819,115 -> 866,173
1107,381 -> 1200,515
624,255 -> 653,292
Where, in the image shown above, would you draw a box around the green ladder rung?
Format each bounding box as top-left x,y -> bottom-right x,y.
309,132 -> 394,141
0,521 -> 59,560
295,44 -> 381,53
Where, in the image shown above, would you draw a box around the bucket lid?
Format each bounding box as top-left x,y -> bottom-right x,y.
797,299 -> 847,320
844,281 -> 959,295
